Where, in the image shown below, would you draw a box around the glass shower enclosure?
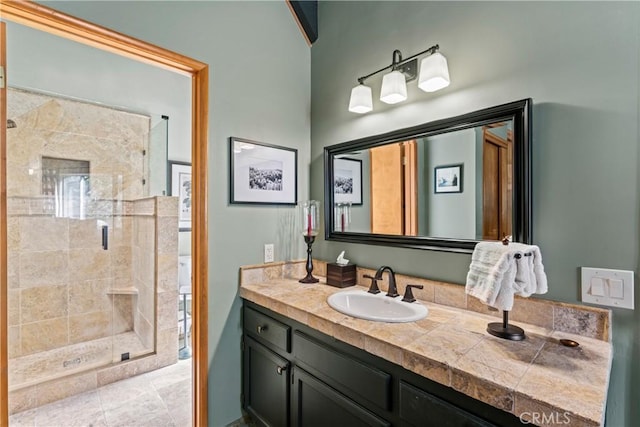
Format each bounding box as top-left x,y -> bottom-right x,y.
6,87 -> 175,413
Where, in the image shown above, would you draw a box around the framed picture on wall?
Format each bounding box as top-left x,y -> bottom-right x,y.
434,163 -> 463,194
333,157 -> 362,205
168,161 -> 192,231
229,137 -> 298,205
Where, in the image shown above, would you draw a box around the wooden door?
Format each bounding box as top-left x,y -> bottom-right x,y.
403,140 -> 418,236
370,144 -> 403,235
0,21 -> 8,421
369,141 -> 417,235
482,126 -> 512,240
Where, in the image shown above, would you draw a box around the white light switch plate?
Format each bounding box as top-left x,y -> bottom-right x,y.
581,267 -> 634,309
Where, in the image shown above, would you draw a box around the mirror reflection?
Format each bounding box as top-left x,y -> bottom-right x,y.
334,120 -> 513,240
324,99 -> 531,253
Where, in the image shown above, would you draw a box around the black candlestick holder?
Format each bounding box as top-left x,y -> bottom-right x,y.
299,235 -> 319,283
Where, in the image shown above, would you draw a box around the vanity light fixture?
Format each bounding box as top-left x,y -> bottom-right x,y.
348,44 -> 450,113
418,50 -> 450,92
380,70 -> 407,104
348,84 -> 373,113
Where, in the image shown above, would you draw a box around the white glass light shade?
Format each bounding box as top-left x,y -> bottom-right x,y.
380,70 -> 407,104
418,52 -> 450,92
348,84 -> 373,114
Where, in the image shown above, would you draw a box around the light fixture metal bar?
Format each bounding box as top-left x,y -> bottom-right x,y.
357,44 -> 439,84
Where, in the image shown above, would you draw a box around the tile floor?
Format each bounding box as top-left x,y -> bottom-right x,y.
9,359 -> 192,427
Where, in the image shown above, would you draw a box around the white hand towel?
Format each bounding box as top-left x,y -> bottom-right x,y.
465,241 -> 548,311
514,245 -> 548,297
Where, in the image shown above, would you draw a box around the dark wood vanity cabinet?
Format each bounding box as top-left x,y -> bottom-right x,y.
243,337 -> 290,427
242,302 -> 521,427
398,382 -> 494,427
292,367 -> 390,427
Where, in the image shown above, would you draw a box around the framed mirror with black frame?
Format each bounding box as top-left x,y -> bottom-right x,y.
323,99 -> 532,253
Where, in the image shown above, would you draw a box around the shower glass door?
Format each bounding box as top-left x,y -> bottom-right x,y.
146,115 -> 169,197
7,87 -> 156,395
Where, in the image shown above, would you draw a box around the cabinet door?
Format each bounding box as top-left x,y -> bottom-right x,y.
293,331 -> 391,410
244,337 -> 290,427
292,367 -> 390,427
399,381 -> 495,427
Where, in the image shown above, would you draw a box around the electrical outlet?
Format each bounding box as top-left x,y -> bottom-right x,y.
264,244 -> 275,263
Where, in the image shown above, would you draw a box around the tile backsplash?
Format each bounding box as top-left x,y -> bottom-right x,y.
240,259 -> 612,342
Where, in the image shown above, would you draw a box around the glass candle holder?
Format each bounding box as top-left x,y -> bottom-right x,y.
299,200 -> 320,283
334,202 -> 351,232
301,200 -> 319,237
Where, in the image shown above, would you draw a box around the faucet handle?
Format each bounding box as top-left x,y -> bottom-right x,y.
363,274 -> 381,294
402,284 -> 424,303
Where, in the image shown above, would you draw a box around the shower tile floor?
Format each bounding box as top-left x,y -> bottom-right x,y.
112,332 -> 152,362
9,359 -> 192,427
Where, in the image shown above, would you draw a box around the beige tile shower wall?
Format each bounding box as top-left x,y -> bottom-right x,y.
6,87 -> 151,366
8,198 -> 177,365
5,87 -> 179,407
6,88 -> 150,201
7,197 -> 179,413
155,197 -> 179,367
132,198 -> 156,350
7,214 -> 136,362
14,216 -> 66,357
86,198 -> 180,388
131,196 -> 178,365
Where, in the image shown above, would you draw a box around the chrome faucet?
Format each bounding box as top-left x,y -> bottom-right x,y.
374,266 -> 399,298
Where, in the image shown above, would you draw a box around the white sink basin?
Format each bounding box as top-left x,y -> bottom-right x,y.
327,289 -> 428,323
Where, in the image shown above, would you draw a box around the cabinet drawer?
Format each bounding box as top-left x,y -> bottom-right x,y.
245,306 -> 291,353
293,331 -> 391,410
399,381 -> 495,427
292,367 -> 390,427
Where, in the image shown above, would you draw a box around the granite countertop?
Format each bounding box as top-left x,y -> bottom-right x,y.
240,277 -> 612,427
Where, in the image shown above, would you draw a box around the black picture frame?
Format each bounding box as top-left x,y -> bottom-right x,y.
434,163 -> 463,194
333,157 -> 363,206
167,160 -> 192,231
229,137 -> 298,205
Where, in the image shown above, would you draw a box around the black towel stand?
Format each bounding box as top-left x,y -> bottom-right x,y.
486,237 -> 526,341
487,310 -> 526,341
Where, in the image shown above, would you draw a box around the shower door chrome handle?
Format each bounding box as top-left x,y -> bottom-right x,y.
101,225 -> 108,250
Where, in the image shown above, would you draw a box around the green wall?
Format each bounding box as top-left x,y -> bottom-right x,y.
35,1 -> 311,425
311,2 -> 639,426
425,129 -> 476,238
5,21 -> 191,170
